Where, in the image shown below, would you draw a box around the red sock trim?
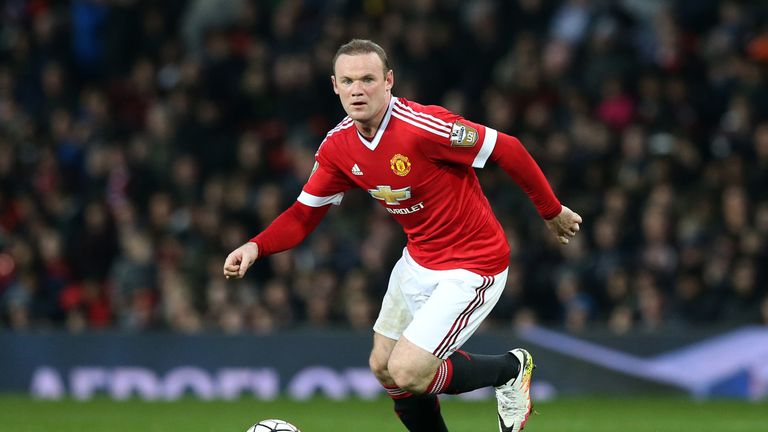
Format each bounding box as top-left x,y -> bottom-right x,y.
426,359 -> 454,394
384,384 -> 413,400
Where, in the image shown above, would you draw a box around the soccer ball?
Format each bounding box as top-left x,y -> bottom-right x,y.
246,419 -> 301,432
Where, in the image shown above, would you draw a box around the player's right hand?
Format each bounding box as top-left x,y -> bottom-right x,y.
223,242 -> 260,279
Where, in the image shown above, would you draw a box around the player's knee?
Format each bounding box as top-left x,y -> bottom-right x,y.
388,357 -> 430,394
368,352 -> 392,383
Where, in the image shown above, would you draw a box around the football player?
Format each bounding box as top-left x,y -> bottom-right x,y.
224,39 -> 582,432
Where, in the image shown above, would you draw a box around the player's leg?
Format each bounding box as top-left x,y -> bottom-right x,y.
369,332 -> 448,432
371,255 -> 448,432
388,267 -> 534,431
386,335 -> 441,393
388,336 -> 519,395
369,332 -> 398,386
388,268 -> 517,393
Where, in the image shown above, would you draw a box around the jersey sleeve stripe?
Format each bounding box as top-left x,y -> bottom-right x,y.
472,127 -> 497,168
319,119 -> 354,149
392,106 -> 452,134
297,191 -> 344,207
392,111 -> 451,139
395,100 -> 452,131
326,118 -> 354,137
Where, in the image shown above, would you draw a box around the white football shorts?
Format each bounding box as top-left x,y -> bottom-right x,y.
373,248 -> 509,359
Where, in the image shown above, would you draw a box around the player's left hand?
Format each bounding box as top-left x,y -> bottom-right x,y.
544,205 -> 582,245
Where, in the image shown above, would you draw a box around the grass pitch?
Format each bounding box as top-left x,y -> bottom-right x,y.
1,395 -> 766,432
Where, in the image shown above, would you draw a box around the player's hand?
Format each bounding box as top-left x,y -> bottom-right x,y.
223,242 -> 260,279
544,205 -> 582,245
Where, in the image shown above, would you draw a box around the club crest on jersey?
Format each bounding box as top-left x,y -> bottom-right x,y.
450,121 -> 478,147
390,154 -> 411,176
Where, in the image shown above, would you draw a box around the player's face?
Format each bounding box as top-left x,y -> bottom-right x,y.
332,53 -> 394,128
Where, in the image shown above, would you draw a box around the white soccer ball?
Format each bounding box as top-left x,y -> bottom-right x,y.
246,419 -> 301,432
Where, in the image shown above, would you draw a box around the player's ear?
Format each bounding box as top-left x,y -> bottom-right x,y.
385,70 -> 394,92
331,75 -> 340,95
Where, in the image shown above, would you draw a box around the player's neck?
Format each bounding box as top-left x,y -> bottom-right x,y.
355,95 -> 391,139
356,122 -> 377,140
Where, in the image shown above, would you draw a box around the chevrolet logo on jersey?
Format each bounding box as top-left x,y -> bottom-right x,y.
368,185 -> 411,205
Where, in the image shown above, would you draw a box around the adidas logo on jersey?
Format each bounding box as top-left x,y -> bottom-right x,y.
351,164 -> 364,176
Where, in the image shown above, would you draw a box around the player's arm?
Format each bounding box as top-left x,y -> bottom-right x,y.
223,202 -> 331,279
403,101 -> 582,243
223,147 -> 351,279
490,133 -> 582,244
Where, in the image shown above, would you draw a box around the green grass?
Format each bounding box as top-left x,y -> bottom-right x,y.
1,395 -> 766,431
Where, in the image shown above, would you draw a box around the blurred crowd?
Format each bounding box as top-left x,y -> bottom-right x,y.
1,0 -> 767,334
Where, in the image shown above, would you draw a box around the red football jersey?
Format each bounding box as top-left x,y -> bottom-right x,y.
299,97 -> 510,275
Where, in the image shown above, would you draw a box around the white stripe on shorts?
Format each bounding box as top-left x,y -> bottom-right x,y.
432,275 -> 494,359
